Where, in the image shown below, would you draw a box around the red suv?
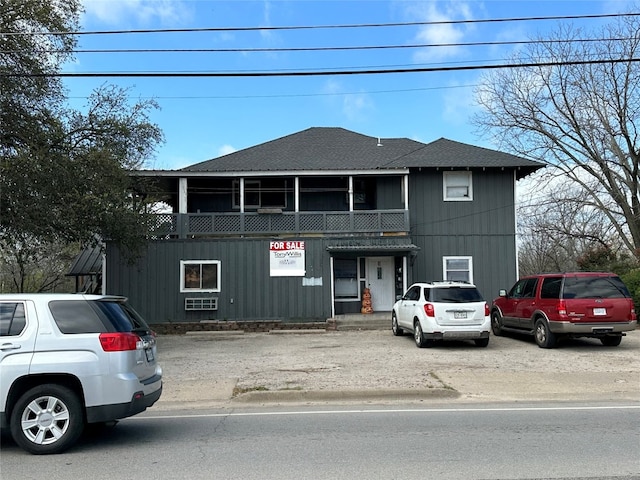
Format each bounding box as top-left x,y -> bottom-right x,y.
491,272 -> 637,348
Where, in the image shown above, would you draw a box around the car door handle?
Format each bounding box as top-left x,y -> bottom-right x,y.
0,343 -> 21,351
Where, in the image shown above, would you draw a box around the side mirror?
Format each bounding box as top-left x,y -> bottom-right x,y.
499,289 -> 507,297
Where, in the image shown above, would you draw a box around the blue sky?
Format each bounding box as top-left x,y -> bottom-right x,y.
71,0 -> 634,169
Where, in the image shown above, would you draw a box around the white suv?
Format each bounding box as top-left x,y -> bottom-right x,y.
392,282 -> 491,348
0,294 -> 162,454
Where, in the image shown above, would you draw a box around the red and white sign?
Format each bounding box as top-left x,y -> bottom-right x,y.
269,241 -> 306,277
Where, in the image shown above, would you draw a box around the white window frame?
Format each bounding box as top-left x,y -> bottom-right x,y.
443,171 -> 473,201
180,260 -> 221,293
443,256 -> 473,283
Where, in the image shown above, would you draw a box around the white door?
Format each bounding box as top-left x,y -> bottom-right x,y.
366,257 -> 395,312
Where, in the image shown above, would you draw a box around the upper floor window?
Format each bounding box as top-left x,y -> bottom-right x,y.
180,260 -> 221,292
232,179 -> 288,209
443,256 -> 473,283
443,171 -> 473,201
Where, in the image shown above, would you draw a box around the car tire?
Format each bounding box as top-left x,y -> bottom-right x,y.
490,311 -> 503,336
600,335 -> 622,347
10,384 -> 85,455
534,318 -> 557,349
414,321 -> 434,348
474,337 -> 490,347
392,313 -> 404,336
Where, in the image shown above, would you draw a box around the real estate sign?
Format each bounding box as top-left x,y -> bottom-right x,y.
269,241 -> 306,277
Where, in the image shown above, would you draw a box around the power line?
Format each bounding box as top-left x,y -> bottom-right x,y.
68,84 -> 477,101
7,57 -> 639,78
4,12 -> 639,36
13,36 -> 630,55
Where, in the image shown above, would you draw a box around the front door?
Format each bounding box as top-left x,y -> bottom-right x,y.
366,257 -> 395,312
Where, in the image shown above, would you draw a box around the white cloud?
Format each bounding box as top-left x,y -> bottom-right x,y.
217,144 -> 237,157
404,1 -> 478,63
442,82 -> 476,125
320,80 -> 374,122
82,0 -> 193,26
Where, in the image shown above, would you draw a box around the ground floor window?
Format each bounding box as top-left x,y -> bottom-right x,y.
443,256 -> 473,283
334,258 -> 360,300
180,260 -> 221,292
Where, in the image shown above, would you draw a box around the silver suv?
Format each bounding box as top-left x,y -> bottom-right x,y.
392,282 -> 491,347
0,294 -> 162,454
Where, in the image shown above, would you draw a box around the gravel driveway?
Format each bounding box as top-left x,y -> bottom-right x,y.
154,328 -> 640,408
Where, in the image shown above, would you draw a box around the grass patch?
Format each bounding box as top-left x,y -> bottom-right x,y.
232,385 -> 269,397
429,371 -> 456,391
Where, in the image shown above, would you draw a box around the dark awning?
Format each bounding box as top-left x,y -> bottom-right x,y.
326,237 -> 420,256
67,243 -> 103,276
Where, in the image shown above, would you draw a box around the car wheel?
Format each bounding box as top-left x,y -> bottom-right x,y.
414,321 -> 434,348
10,384 -> 85,455
600,335 -> 622,347
534,318 -> 557,349
474,337 -> 489,347
491,311 -> 503,336
391,313 -> 404,336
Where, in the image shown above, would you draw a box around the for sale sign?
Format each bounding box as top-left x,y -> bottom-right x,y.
269,241 -> 306,277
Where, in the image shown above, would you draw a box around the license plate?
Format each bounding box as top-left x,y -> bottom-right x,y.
453,311 -> 467,319
593,308 -> 607,316
145,348 -> 154,362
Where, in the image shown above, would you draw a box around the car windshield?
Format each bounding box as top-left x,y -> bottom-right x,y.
432,287 -> 484,303
562,276 -> 631,299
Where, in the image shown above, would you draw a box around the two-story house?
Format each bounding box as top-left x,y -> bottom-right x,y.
105,127 -> 543,325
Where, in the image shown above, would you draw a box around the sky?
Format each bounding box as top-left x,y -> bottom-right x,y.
68,0 -> 636,170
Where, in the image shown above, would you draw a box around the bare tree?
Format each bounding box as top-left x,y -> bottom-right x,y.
517,175 -> 629,275
474,15 -> 640,261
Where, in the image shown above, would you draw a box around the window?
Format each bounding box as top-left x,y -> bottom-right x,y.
0,302 -> 26,336
443,256 -> 473,283
334,258 -> 359,300
540,277 -> 563,299
509,278 -> 538,299
232,179 -> 288,209
443,171 -> 473,201
181,260 -> 221,292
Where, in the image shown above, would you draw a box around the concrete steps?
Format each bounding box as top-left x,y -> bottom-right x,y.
332,312 -> 391,331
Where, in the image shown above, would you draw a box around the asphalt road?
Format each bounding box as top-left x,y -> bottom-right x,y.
2,402 -> 639,479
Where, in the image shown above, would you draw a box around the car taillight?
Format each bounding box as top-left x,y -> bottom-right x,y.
99,332 -> 140,352
556,300 -> 567,316
631,307 -> 637,322
424,303 -> 435,317
484,302 -> 490,316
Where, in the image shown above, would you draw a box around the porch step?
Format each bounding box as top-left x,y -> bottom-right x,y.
332,312 -> 391,331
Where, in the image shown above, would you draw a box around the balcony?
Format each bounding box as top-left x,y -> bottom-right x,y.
149,210 -> 410,239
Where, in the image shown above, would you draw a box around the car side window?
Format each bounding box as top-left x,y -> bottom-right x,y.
508,279 -> 528,298
49,300 -> 110,334
521,278 -> 538,298
0,302 -> 27,336
540,277 -> 562,299
404,286 -> 421,301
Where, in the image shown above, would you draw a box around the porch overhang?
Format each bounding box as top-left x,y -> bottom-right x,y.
326,237 -> 420,256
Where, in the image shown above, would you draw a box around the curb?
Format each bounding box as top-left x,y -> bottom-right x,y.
231,388 -> 460,404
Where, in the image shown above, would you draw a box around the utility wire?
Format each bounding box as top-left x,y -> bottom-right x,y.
12,36 -> 630,55
3,12 -> 639,36
7,57 -> 639,78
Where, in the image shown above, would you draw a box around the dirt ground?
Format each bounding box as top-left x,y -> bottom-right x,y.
154,327 -> 640,408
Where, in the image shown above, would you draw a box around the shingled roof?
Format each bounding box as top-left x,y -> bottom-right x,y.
181,127 -> 543,178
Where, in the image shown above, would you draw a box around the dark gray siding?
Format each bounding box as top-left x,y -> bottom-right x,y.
106,238 -> 332,323
408,169 -> 518,300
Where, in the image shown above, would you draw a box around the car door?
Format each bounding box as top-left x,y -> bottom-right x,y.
513,278 -> 539,329
499,279 -> 527,327
397,285 -> 421,329
0,300 -> 38,415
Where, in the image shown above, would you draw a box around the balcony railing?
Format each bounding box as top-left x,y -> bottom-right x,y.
149,210 -> 409,238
